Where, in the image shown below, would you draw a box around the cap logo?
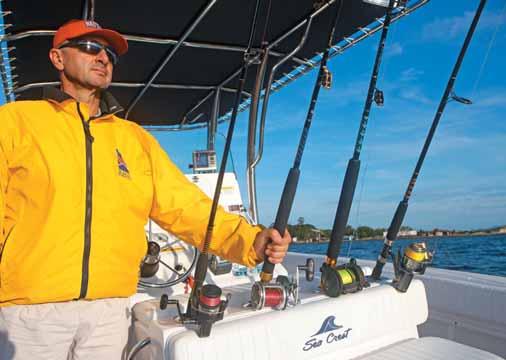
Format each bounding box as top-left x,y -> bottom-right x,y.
84,20 -> 101,29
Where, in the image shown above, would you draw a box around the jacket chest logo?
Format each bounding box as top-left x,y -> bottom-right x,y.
116,149 -> 131,179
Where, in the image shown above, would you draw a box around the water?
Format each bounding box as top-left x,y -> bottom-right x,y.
289,234 -> 506,277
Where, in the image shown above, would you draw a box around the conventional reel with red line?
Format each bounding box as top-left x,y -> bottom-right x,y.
249,258 -> 315,310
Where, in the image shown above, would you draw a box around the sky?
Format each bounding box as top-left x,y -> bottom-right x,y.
2,1 -> 506,231
152,0 -> 506,231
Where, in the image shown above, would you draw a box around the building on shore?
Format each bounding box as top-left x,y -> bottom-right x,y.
417,229 -> 457,237
310,229 -> 322,243
382,230 -> 418,238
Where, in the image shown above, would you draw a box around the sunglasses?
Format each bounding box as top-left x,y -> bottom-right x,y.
59,40 -> 119,65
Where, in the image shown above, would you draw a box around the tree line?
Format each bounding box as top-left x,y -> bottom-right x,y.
287,217 -> 414,241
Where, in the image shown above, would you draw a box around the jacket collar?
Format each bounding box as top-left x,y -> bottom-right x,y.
42,86 -> 124,118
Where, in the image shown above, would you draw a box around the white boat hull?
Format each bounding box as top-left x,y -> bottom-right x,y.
128,252 -> 506,359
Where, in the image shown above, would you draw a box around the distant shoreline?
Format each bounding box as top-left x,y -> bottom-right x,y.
291,232 -> 506,244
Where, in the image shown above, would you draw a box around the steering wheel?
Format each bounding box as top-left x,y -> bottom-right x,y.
138,232 -> 198,288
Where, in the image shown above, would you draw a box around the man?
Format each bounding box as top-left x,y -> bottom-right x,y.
0,19 -> 291,359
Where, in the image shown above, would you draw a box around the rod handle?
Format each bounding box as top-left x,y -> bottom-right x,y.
371,249 -> 388,280
371,200 -> 408,279
386,200 -> 408,241
261,167 -> 300,281
327,159 -> 360,260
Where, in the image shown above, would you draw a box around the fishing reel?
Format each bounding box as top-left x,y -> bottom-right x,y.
140,241 -> 161,278
322,66 -> 332,89
320,258 -> 368,297
250,276 -> 291,310
188,284 -> 230,337
374,87 -> 384,106
392,242 -> 432,292
209,254 -> 232,275
160,284 -> 230,338
250,258 -> 315,310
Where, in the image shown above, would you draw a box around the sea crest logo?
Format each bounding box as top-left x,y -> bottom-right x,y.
302,316 -> 352,352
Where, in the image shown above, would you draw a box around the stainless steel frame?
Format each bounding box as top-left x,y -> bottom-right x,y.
0,0 -> 432,244
125,0 -> 218,119
207,87 -> 221,150
216,0 -> 429,127
0,50 -> 16,101
0,62 -> 9,100
182,0 -> 338,124
0,32 -> 307,67
136,0 -> 430,222
246,15 -> 313,223
1,0 -> 429,127
82,0 -> 96,21
245,48 -> 270,224
13,80 -> 251,96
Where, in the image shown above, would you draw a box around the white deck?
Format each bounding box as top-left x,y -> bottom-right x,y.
129,252 -> 506,360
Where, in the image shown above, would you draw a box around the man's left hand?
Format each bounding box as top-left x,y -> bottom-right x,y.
253,228 -> 292,264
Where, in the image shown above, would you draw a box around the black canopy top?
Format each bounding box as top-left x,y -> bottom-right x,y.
1,0 -> 428,129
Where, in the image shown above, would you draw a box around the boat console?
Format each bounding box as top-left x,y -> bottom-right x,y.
128,171 -> 503,360
129,262 -> 502,360
130,269 -> 424,359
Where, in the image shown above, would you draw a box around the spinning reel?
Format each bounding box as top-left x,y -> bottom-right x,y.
249,258 -> 315,310
392,242 -> 432,292
320,258 -> 368,297
160,283 -> 230,338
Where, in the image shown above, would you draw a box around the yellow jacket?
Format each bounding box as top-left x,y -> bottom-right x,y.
0,88 -> 261,306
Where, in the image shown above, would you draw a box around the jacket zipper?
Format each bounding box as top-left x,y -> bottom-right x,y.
77,103 -> 94,299
0,226 -> 15,262
0,226 -> 15,287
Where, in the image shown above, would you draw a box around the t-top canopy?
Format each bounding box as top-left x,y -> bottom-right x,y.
0,0 -> 428,129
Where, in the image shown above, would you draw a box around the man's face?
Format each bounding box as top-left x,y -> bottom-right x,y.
58,36 -> 114,90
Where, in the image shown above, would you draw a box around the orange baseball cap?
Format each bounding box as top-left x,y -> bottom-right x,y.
53,19 -> 128,55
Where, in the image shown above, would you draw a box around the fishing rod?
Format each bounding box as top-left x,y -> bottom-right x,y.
371,0 -> 487,286
163,0 -> 264,338
320,0 -> 396,298
248,15 -> 315,311
250,1 -> 344,310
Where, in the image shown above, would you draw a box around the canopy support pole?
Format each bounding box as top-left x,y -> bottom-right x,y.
245,9 -> 315,224
81,0 -> 95,21
246,50 -> 270,224
207,87 -> 221,151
